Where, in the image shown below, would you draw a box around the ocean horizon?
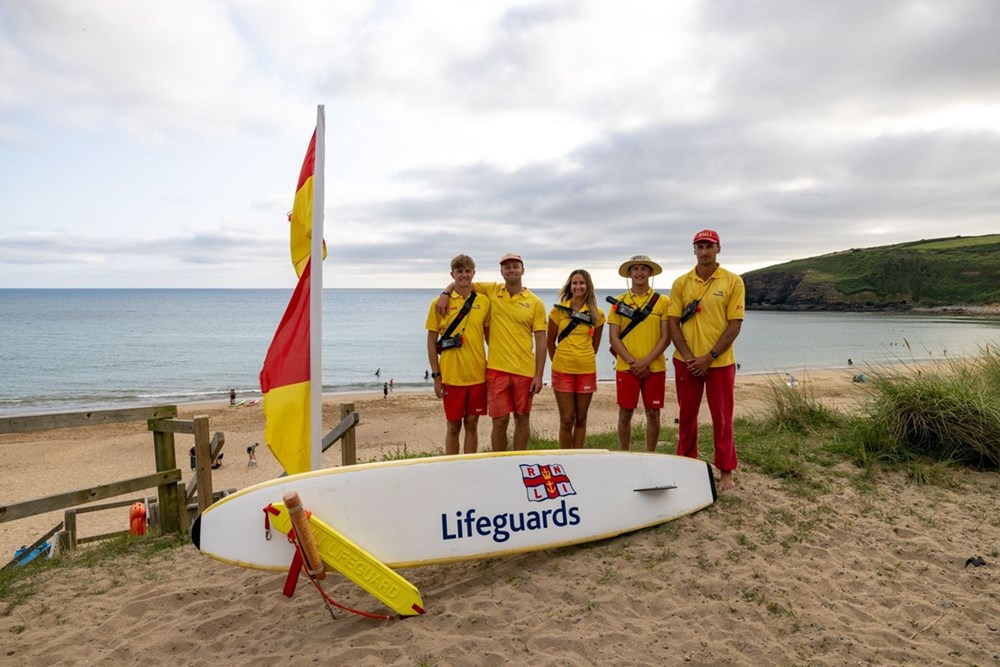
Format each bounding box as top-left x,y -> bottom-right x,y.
2,288 -> 999,416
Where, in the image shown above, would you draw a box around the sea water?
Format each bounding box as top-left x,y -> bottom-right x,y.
2,288 -> 999,415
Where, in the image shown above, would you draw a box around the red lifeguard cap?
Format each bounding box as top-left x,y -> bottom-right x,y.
693,229 -> 721,244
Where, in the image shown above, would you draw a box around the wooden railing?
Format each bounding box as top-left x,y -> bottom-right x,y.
0,406 -> 190,563
1,401 -> 362,568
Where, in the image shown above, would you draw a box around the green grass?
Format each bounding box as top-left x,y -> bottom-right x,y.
760,378 -> 844,433
844,358 -> 1000,469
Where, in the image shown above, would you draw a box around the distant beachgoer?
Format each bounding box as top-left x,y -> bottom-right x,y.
425,370 -> 430,380
211,452 -> 224,469
389,377 -> 394,392
189,445 -> 196,470
229,388 -> 236,406
247,443 -> 258,468
848,358 -> 853,366
375,368 -> 381,377
668,229 -> 745,491
383,382 -> 388,399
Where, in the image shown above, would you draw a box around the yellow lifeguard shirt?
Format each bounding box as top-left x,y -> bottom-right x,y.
425,292 -> 490,386
474,282 -> 546,377
668,266 -> 745,368
607,290 -> 670,373
549,302 -> 606,374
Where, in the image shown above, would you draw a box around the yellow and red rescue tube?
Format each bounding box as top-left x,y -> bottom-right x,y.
265,499 -> 425,618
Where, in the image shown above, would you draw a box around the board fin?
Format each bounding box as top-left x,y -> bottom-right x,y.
268,501 -> 424,616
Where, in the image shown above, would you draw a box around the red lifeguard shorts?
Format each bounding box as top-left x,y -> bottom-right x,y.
551,370 -> 597,394
442,382 -> 487,422
486,369 -> 534,418
615,370 -> 665,410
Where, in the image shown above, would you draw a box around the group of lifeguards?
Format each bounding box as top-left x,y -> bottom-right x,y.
425,229 -> 745,491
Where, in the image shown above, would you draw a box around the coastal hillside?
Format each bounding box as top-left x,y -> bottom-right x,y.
743,234 -> 1000,310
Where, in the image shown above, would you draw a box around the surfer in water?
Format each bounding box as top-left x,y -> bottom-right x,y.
547,269 -> 605,449
667,229 -> 745,490
426,254 -> 490,455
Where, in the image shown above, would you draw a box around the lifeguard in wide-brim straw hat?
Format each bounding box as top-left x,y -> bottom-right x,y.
617,254 -> 663,278
607,254 -> 671,452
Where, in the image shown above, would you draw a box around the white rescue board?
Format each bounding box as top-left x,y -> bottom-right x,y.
192,449 -> 716,570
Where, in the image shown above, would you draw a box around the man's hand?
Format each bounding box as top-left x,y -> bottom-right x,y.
433,376 -> 444,399
530,375 -> 545,395
686,355 -> 712,377
629,357 -> 651,376
435,292 -> 450,316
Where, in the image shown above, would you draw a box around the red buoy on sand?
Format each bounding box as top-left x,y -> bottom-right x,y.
129,502 -> 147,536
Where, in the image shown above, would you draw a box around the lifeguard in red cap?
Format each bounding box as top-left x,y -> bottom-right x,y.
667,229 -> 745,490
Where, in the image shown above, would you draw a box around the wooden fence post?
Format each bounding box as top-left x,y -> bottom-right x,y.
192,416 -> 213,512
176,482 -> 189,535
62,509 -> 78,551
152,430 -> 180,535
339,403 -> 357,466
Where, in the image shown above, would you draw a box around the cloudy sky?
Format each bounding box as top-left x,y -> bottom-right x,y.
2,1 -> 998,289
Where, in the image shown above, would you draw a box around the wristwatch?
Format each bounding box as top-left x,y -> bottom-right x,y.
431,372 -> 442,378
709,351 -> 719,359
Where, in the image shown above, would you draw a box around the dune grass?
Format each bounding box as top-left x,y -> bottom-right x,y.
846,353 -> 1000,470
684,350 -> 1000,489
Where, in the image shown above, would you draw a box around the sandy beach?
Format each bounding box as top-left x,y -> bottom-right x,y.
2,369 -> 999,665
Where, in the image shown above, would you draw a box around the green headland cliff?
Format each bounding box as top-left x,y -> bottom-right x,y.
742,234 -> 1000,311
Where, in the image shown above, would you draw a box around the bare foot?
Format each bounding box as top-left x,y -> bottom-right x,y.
718,470 -> 735,490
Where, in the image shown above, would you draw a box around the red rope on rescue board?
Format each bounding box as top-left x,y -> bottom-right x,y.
266,504 -> 406,621
294,537 -> 404,621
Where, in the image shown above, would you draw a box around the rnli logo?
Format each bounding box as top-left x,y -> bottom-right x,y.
520,463 -> 577,502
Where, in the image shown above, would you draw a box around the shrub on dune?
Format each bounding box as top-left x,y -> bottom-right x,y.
851,352 -> 1000,469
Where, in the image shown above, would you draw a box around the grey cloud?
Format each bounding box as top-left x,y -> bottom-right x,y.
702,0 -> 1000,112
331,116 -> 1000,274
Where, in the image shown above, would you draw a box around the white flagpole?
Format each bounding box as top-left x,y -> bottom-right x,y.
310,104 -> 325,471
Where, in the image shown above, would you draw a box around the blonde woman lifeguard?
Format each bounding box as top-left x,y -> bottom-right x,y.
546,269 -> 605,449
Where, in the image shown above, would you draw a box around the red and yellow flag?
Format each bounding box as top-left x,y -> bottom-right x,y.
260,260 -> 312,475
290,130 -> 327,277
262,117 -> 327,476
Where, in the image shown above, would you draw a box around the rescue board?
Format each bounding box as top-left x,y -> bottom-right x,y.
191,449 -> 716,570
